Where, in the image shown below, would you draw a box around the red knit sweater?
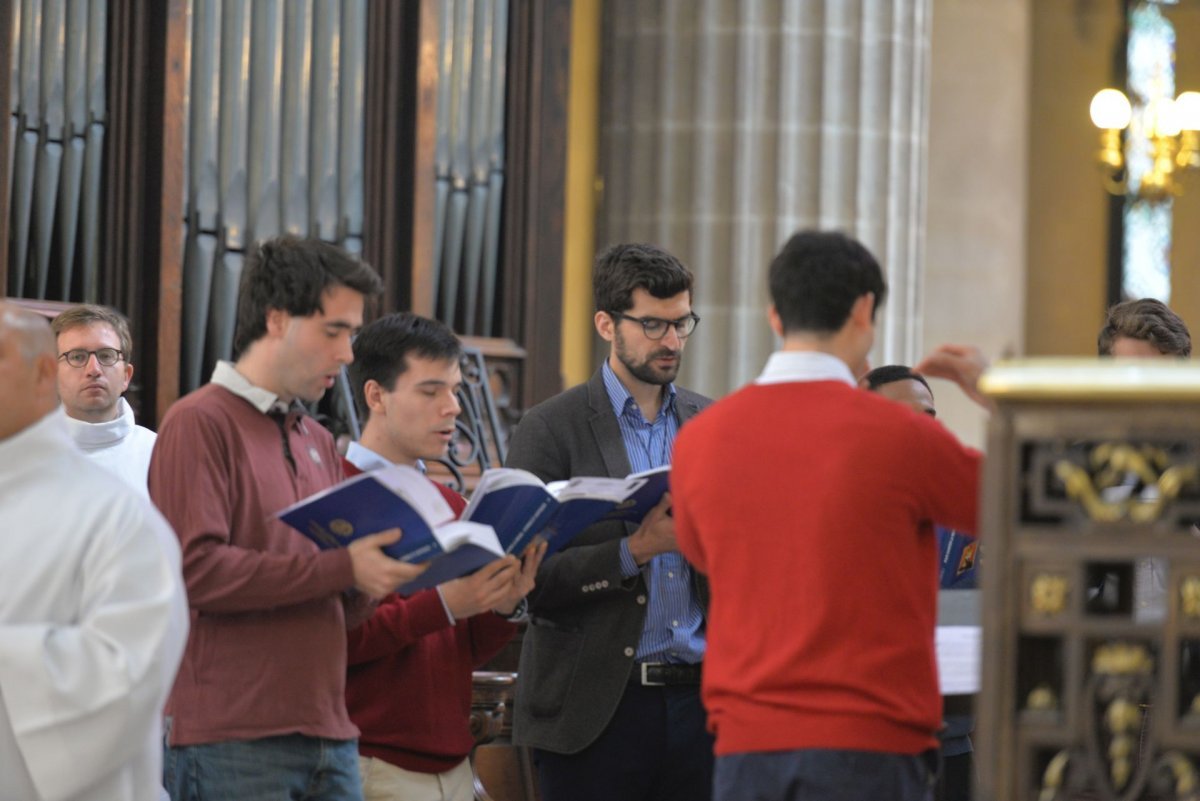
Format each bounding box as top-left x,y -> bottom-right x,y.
342,459 -> 516,773
673,380 -> 982,757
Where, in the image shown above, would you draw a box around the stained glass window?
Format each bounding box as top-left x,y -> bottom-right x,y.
1122,2 -> 1176,302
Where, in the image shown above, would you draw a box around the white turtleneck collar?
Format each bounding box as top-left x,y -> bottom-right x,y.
62,397 -> 136,451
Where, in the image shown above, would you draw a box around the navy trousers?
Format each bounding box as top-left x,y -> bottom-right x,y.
533,683 -> 714,801
714,748 -> 938,801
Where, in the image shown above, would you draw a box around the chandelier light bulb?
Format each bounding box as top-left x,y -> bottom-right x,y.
1155,97 -> 1182,136
1177,92 -> 1200,131
1091,89 -> 1133,130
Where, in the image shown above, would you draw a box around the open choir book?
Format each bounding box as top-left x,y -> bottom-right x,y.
277,464 -> 669,593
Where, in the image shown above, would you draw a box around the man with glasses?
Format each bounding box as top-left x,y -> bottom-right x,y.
52,304 -> 157,495
505,243 -> 714,801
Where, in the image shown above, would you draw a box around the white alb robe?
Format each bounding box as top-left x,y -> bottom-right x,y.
61,397 -> 157,497
0,410 -> 188,801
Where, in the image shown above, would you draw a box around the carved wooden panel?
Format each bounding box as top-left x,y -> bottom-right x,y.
977,362 -> 1200,801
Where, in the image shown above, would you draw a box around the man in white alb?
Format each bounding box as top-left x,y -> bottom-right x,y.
0,302 -> 188,801
52,304 -> 157,494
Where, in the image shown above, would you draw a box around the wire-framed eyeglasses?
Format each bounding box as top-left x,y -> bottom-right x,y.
609,311 -> 700,340
58,348 -> 125,368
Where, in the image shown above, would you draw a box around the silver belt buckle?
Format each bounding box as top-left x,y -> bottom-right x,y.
641,662 -> 665,686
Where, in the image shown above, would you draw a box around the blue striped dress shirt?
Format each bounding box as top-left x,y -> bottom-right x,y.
603,361 -> 706,665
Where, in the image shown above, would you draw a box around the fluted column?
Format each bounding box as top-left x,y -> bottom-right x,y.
599,0 -> 931,397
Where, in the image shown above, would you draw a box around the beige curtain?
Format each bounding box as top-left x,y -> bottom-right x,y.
598,0 -> 932,399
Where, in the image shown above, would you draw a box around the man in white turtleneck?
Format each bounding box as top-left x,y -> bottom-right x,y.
0,301 -> 187,801
51,304 -> 157,495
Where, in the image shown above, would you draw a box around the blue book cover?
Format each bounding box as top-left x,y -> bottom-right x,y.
278,465 -> 510,595
937,527 -> 979,589
394,542 -> 504,595
462,467 -> 671,557
464,483 -> 560,555
601,466 -> 670,524
278,473 -> 446,563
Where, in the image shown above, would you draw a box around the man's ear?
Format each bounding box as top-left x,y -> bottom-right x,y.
265,307 -> 289,338
120,362 -> 134,394
363,379 -> 387,415
34,353 -> 57,392
850,293 -> 875,330
767,304 -> 784,339
595,310 -> 616,343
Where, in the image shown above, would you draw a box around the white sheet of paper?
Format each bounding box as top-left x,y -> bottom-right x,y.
936,625 -> 982,694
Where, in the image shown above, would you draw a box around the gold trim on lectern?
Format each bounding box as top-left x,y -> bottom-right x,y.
978,358 -> 1200,402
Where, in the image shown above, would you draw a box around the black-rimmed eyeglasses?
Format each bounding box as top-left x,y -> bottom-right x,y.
608,311 -> 700,340
58,348 -> 125,368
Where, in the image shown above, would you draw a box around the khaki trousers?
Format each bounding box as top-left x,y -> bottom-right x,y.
358,755 -> 475,801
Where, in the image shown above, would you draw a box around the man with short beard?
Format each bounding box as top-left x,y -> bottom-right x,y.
505,243 -> 714,801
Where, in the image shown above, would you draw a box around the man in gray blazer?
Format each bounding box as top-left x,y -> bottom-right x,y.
505,243 -> 713,801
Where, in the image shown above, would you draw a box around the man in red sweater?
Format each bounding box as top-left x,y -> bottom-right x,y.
343,312 -> 544,801
672,230 -> 988,801
151,237 -> 427,800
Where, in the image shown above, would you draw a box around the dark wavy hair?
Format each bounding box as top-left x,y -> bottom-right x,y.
593,243 -> 693,313
1097,298 -> 1191,357
233,235 -> 383,357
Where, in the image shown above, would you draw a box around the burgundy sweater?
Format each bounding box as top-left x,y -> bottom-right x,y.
673,380 -> 982,757
342,459 -> 516,773
149,384 -> 363,745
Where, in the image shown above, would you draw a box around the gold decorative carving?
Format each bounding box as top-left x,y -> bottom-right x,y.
1160,751 -> 1200,797
1092,642 -> 1154,675
1027,683 -> 1059,711
1055,443 -> 1198,523
1092,643 -> 1153,792
1038,749 -> 1071,801
1031,574 -> 1069,615
1182,577 -> 1200,619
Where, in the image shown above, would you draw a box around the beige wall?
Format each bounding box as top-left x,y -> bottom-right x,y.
1169,6 -> 1200,331
925,0 -> 1031,448
926,1 -> 1200,449
1024,3 -> 1200,355
1025,1 -> 1121,358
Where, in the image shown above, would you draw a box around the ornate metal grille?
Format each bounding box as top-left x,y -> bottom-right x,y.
978,365 -> 1200,801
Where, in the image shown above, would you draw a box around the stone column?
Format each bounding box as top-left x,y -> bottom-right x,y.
599,0 -> 932,397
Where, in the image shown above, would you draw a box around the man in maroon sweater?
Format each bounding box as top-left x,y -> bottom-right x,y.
672,230 -> 989,801
343,312 -> 544,801
151,237 -> 427,801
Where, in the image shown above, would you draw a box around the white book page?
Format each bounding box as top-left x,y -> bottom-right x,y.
628,465 -> 670,481
936,625 -> 982,694
371,464 -> 456,527
550,476 -> 633,503
462,468 -> 547,520
434,521 -> 503,556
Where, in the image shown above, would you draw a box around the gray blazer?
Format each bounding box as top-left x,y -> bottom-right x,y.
505,368 -> 711,754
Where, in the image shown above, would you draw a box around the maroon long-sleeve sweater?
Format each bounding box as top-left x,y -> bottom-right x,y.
342,459 -> 516,773
149,384 -> 362,746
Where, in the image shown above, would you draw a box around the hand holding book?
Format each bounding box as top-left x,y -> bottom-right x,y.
277,463 -> 669,594
626,493 -> 676,566
347,528 -> 430,600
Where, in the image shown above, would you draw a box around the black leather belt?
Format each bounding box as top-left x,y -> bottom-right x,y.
629,662 -> 702,686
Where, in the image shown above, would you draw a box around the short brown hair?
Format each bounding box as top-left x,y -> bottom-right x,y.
51,304 -> 135,362
1098,298 -> 1191,357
